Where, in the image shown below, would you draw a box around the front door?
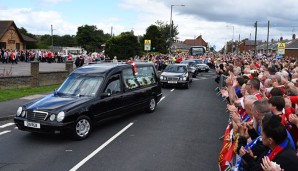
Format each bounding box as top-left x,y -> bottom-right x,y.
91,74 -> 124,121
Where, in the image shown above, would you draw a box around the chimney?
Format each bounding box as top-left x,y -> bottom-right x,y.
293,34 -> 296,40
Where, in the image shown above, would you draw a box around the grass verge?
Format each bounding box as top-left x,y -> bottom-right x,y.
0,85 -> 60,102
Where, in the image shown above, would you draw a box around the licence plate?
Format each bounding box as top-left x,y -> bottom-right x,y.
168,81 -> 177,84
24,121 -> 40,129
201,68 -> 205,70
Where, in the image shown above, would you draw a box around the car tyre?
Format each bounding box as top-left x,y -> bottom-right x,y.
205,70 -> 209,72
184,81 -> 190,89
72,115 -> 92,140
146,96 -> 156,113
193,72 -> 197,78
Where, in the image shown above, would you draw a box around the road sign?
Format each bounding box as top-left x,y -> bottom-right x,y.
277,42 -> 286,55
144,40 -> 151,51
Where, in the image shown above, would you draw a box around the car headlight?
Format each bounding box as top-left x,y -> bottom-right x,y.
50,114 -> 56,121
21,110 -> 26,117
182,73 -> 188,81
17,107 -> 22,116
57,111 -> 65,122
160,76 -> 164,80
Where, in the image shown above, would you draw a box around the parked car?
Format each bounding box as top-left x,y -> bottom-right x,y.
159,64 -> 192,89
190,59 -> 210,72
180,60 -> 198,77
14,62 -> 162,140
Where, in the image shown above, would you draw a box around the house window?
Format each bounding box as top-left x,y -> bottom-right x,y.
0,42 -> 6,49
16,43 -> 20,50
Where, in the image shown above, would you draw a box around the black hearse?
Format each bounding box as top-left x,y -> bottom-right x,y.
14,62 -> 162,140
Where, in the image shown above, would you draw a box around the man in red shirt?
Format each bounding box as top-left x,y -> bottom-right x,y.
48,51 -> 53,63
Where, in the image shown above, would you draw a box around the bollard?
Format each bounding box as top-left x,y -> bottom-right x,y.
31,61 -> 40,87
65,61 -> 74,74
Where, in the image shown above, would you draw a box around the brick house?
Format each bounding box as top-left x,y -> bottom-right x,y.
238,38 -> 262,53
285,36 -> 298,58
183,35 -> 208,47
0,20 -> 36,50
285,39 -> 298,58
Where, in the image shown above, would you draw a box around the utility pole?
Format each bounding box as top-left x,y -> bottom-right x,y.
254,21 -> 258,56
193,35 -> 196,46
267,20 -> 270,56
51,24 -> 53,52
111,26 -> 113,37
169,5 -> 173,53
169,4 -> 185,53
237,34 -> 240,55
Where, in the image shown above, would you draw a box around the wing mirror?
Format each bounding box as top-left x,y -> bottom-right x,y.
53,89 -> 58,95
101,89 -> 112,98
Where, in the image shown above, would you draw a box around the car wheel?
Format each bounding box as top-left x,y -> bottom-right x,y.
184,81 -> 190,89
72,115 -> 92,140
146,96 -> 156,113
205,70 -> 209,72
193,72 -> 197,78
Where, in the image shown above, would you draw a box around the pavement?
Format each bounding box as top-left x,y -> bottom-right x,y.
0,62 -> 71,121
0,61 -> 69,76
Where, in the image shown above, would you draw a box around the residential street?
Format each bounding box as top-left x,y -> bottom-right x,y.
0,71 -> 228,171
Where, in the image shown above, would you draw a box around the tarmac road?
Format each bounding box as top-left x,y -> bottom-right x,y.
0,70 -> 228,171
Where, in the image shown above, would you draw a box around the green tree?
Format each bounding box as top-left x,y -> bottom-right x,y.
56,35 -> 78,47
36,34 -> 51,49
143,25 -> 161,52
76,25 -> 110,52
105,32 -> 140,60
143,21 -> 179,54
18,27 -> 38,49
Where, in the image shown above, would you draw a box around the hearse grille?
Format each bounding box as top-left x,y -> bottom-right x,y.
167,77 -> 179,81
26,110 -> 48,121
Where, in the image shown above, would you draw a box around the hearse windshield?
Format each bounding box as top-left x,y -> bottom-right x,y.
57,75 -> 103,97
194,60 -> 203,64
164,65 -> 187,73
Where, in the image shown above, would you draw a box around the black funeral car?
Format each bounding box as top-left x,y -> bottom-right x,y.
159,64 -> 192,89
190,59 -> 210,72
14,62 -> 162,140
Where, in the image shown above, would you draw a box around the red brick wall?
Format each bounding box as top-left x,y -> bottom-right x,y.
285,49 -> 298,58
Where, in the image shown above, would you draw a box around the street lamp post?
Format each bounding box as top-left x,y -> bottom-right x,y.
169,4 -> 185,53
51,24 -> 54,52
226,25 -> 234,42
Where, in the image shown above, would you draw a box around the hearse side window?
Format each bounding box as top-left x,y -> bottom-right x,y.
136,66 -> 157,87
104,74 -> 121,95
122,66 -> 157,90
122,68 -> 140,90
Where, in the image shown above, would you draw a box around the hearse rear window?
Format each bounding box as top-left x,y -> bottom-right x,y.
122,66 -> 157,90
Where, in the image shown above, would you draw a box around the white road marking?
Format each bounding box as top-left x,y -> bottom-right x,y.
0,123 -> 15,128
158,96 -> 165,104
69,122 -> 134,171
171,89 -> 175,92
15,127 -> 18,129
0,130 -> 11,135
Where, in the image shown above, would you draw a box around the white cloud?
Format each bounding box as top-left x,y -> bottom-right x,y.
119,0 -> 297,50
0,8 -> 78,35
34,0 -> 72,5
0,0 -> 296,51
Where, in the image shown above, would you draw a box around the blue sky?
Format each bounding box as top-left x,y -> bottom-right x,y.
0,0 -> 297,50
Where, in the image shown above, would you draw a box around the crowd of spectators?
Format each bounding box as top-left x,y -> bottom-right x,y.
215,53 -> 298,170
